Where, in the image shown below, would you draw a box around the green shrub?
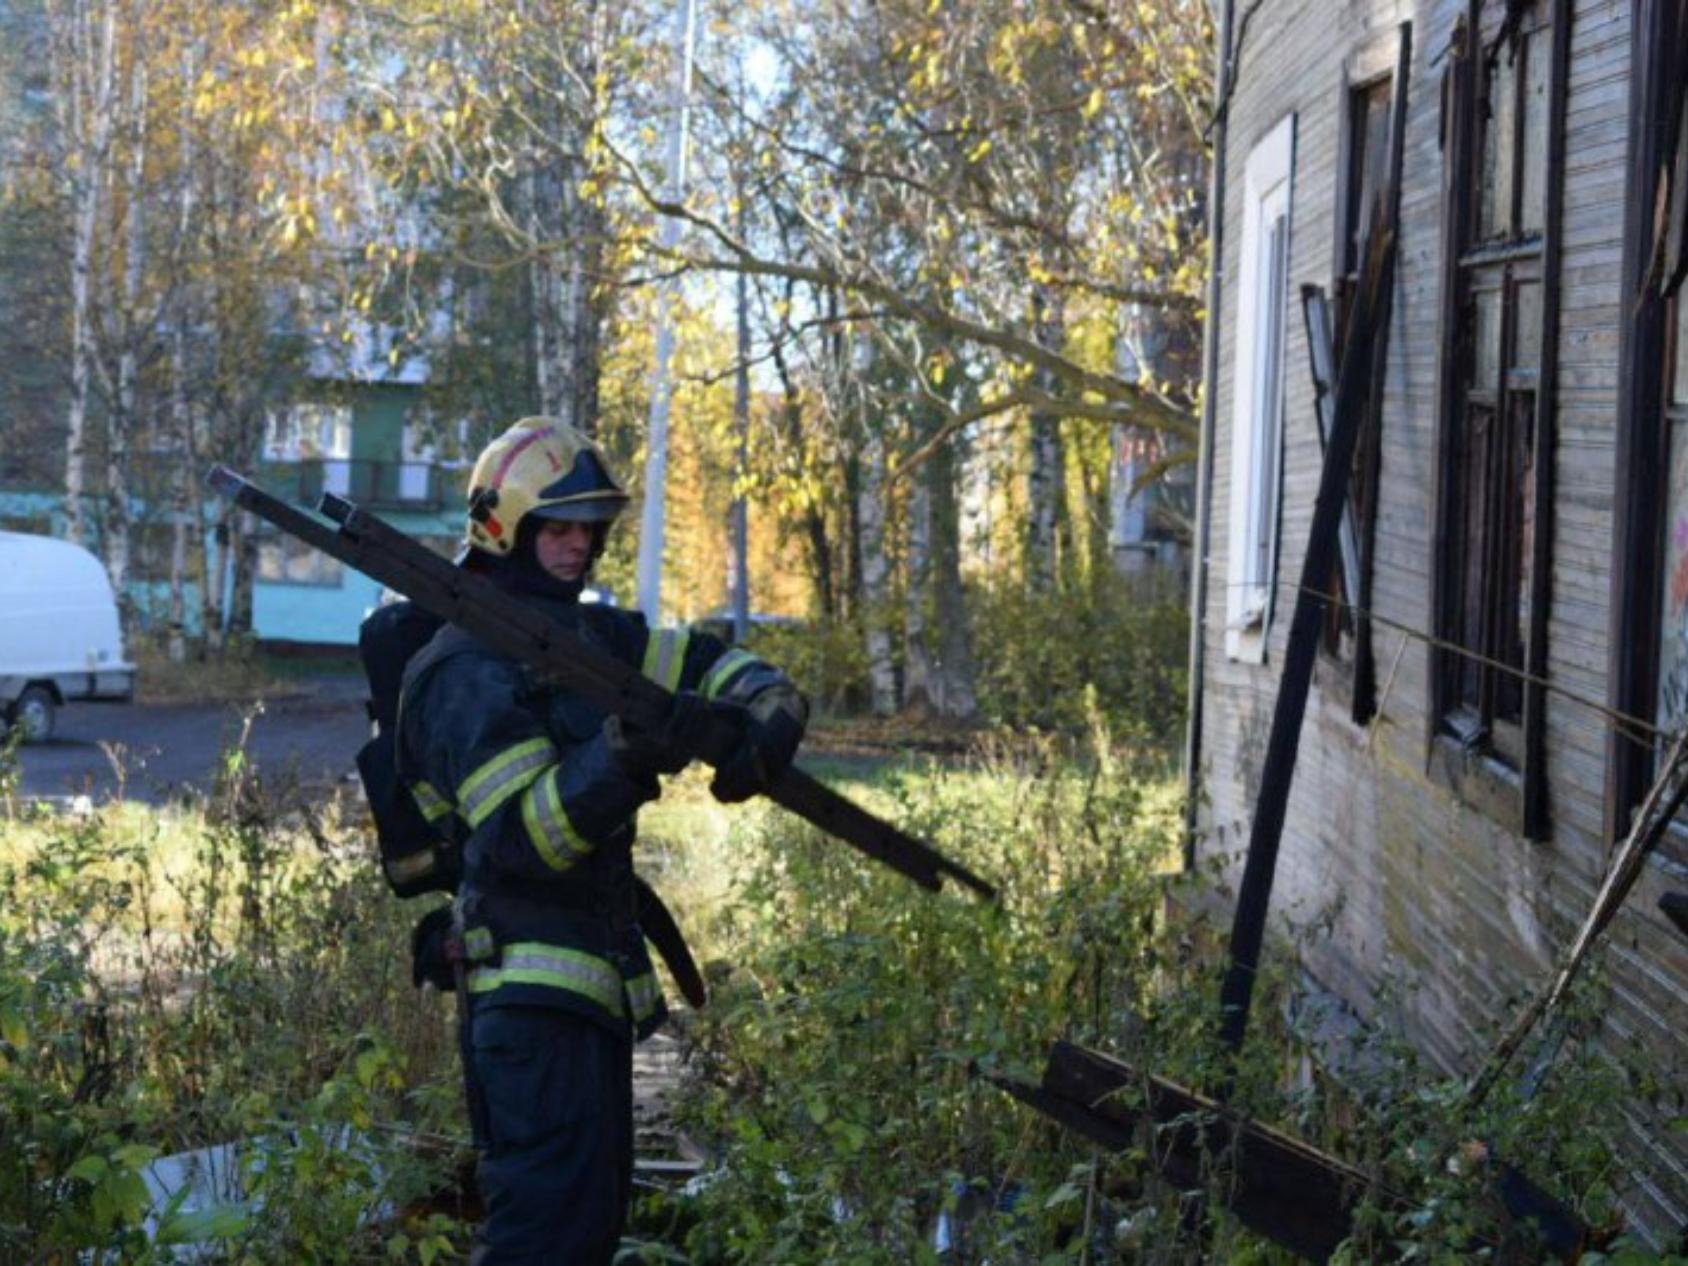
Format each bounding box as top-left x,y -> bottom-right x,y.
743,618 -> 871,718
661,733 -> 1668,1265
0,771 -> 465,1263
968,570 -> 1188,742
671,736 -> 1203,1263
752,570 -> 1189,741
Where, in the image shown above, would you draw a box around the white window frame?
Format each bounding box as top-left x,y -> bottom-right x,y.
1226,114 -> 1297,663
263,402 -> 352,462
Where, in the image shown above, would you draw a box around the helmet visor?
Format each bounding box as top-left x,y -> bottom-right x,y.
528,495 -> 627,525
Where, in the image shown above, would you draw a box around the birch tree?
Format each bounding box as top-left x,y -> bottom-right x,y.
104,37 -> 147,623
53,0 -> 117,548
855,401 -> 897,714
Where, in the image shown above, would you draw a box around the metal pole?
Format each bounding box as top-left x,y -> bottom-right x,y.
634,0 -> 698,620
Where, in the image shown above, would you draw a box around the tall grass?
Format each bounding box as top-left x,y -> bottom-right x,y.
0,723 -> 1665,1263
0,734 -> 461,1263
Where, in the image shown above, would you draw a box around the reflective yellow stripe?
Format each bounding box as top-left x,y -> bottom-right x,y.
463,926 -> 495,962
641,628 -> 689,693
519,768 -> 595,873
411,780 -> 452,823
701,648 -> 758,700
625,972 -> 662,1024
465,942 -> 624,1013
458,738 -> 556,829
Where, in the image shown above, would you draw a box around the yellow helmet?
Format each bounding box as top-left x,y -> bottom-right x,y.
463,417 -> 629,559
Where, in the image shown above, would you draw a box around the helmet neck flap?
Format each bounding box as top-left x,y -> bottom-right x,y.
487,516 -> 608,606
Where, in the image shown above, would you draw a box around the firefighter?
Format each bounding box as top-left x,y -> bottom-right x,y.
397,417 -> 806,1265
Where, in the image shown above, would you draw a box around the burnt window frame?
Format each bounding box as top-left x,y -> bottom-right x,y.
1609,0 -> 1688,853
1317,76 -> 1393,672
1662,298 -> 1688,732
1314,54 -> 1404,727
1430,0 -> 1569,840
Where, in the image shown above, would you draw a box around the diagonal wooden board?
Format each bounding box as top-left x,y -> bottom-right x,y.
990,1040 -> 1407,1262
990,1041 -> 1592,1263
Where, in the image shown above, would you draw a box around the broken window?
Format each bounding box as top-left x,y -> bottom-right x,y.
1609,0 -> 1688,841
256,532 -> 345,588
1320,79 -> 1394,667
1341,79 -> 1394,332
1226,114 -> 1296,663
1658,298 -> 1688,737
1434,0 -> 1563,835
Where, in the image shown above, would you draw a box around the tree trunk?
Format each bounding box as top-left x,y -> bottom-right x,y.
168,322 -> 192,662
843,451 -> 863,625
1027,288 -> 1066,591
1109,425 -> 1153,576
770,339 -> 835,618
64,0 -> 117,547
201,512 -> 227,654
563,175 -> 606,434
928,433 -> 978,719
107,53 -> 148,633
167,41 -> 197,664
524,168 -> 566,420
858,424 -> 897,716
901,473 -> 933,713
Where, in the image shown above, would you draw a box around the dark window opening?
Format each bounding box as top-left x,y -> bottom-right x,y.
1340,79 -> 1395,333
1320,77 -> 1394,681
1434,0 -> 1565,839
1659,296 -> 1688,739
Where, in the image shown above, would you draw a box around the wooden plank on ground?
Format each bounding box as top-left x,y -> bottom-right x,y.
1037,1041 -> 1402,1262
993,1041 -> 1596,1264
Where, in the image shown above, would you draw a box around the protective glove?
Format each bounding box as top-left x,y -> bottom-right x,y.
710,684 -> 808,804
410,906 -> 457,991
604,690 -> 718,777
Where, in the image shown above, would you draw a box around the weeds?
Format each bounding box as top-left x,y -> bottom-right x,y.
0,757 -> 461,1263
654,733 -> 1681,1264
1,724 -> 1681,1262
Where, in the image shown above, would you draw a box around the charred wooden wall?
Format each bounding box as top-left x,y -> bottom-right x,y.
1197,0 -> 1687,1242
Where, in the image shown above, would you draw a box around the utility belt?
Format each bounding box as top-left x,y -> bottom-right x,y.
409,878 -> 703,1033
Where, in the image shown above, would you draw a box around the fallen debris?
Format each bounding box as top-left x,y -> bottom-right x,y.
990,1040 -> 1597,1264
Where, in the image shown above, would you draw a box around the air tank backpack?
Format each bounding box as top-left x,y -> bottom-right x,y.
354,599 -> 461,898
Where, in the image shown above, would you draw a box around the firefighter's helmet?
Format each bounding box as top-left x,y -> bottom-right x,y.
462,417 -> 629,558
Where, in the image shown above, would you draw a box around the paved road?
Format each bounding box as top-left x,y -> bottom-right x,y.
15,688 -> 371,805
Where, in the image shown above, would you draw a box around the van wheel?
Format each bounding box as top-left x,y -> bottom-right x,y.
13,685 -> 56,744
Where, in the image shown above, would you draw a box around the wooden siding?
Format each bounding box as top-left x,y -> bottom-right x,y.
1198,0 -> 1688,1244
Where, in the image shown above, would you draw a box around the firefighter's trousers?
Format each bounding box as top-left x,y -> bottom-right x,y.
466,1004 -> 634,1266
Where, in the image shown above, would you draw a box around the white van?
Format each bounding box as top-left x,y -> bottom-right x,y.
0,532 -> 135,742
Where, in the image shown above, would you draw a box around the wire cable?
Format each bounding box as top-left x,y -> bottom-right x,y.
1208,573 -> 1669,752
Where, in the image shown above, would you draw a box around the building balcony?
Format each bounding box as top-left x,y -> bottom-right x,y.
256,458 -> 467,514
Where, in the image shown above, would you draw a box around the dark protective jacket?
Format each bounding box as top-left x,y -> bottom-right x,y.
395,590 -> 784,1040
